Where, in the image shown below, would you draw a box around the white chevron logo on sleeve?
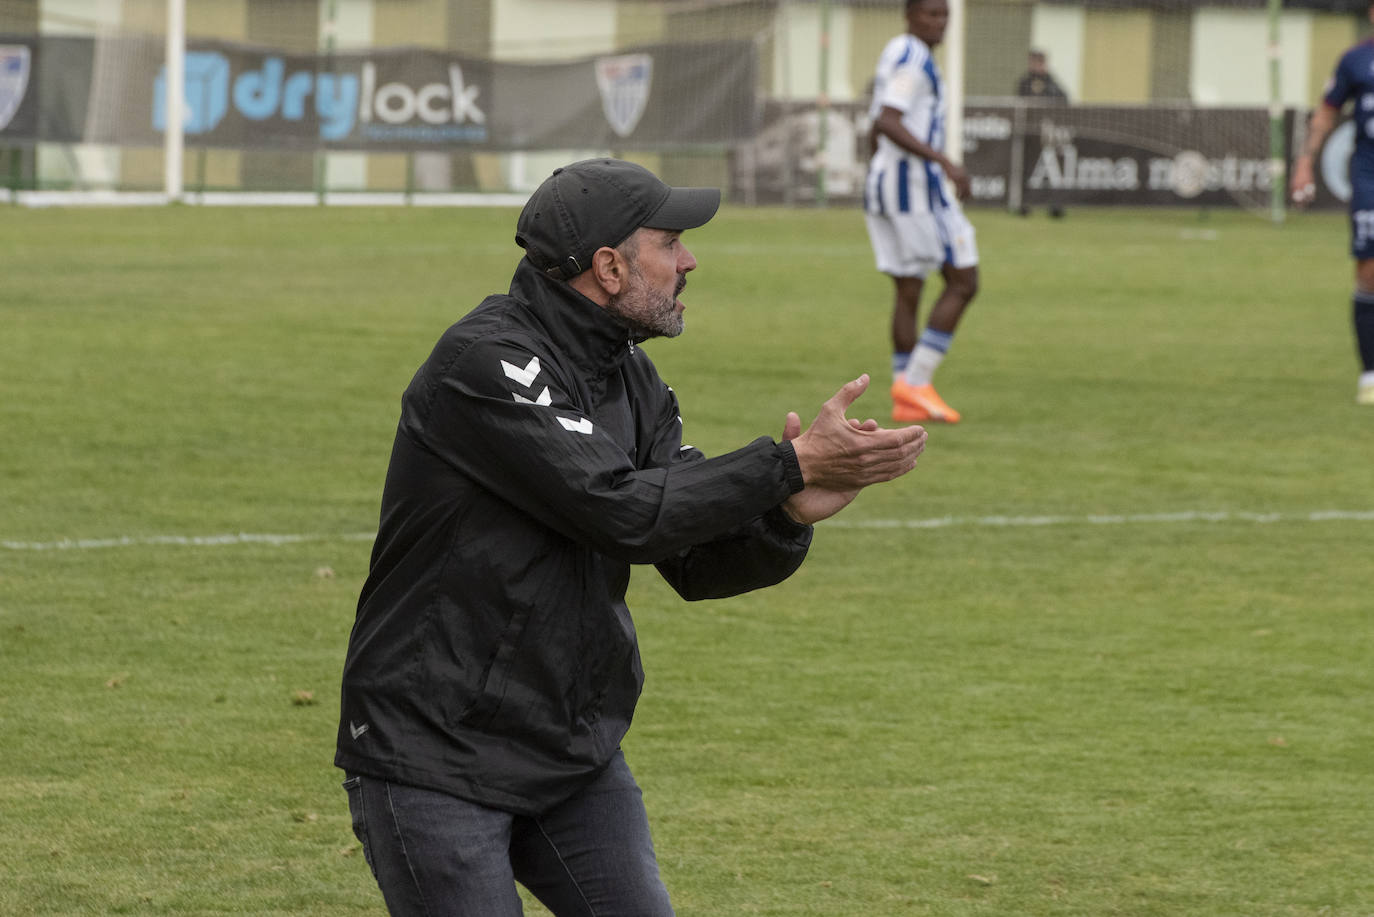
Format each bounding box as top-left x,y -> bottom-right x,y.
501,356 -> 541,387
513,387 -> 552,406
558,417 -> 594,435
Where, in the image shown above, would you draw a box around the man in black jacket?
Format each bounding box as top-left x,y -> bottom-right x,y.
336,158 -> 928,916
1015,49 -> 1068,102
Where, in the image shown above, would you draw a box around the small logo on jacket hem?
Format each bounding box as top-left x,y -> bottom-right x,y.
349,721 -> 369,740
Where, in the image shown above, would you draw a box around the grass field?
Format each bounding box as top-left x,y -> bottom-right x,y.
2,201 -> 1372,916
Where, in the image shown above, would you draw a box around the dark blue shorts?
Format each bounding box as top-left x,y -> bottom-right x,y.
1350,181 -> 1374,260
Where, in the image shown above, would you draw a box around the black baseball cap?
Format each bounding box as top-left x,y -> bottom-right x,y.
515,159 -> 721,280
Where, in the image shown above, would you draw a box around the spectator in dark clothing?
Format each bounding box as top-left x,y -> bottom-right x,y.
1016,49 -> 1068,101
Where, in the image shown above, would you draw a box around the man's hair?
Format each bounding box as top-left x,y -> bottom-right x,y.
616,231 -> 642,266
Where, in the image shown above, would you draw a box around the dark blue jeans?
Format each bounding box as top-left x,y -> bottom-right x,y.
344,751 -> 674,916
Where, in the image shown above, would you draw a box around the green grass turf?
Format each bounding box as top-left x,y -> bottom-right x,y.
2,203 -> 1372,915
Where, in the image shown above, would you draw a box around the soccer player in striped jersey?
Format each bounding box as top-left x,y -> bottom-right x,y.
864,0 -> 978,424
1289,0 -> 1374,405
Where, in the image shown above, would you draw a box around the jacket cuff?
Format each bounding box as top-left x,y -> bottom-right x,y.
776,440 -> 805,494
763,504 -> 814,541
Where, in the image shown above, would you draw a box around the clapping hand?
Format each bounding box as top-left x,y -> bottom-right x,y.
781,374 -> 928,525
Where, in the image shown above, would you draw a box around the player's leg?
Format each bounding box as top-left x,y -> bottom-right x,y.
891,263 -> 979,423
1348,193 -> 1374,402
891,268 -> 962,422
928,202 -> 980,335
866,211 -> 927,382
893,207 -> 979,423
927,263 -> 979,334
872,209 -> 953,421
891,274 -> 926,378
1353,256 -> 1374,404
912,263 -> 979,382
343,774 -> 525,916
510,750 -> 674,917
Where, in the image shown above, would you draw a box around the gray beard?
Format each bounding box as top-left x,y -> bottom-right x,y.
605,268 -> 684,340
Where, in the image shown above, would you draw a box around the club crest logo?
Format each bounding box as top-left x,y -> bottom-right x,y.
595,53 -> 651,139
0,45 -> 31,132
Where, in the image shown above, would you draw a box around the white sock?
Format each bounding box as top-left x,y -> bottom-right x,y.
903,329 -> 953,386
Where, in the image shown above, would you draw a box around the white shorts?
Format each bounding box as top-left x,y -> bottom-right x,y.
865,202 -> 978,279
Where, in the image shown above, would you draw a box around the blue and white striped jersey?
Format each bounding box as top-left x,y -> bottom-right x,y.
866,32 -> 947,216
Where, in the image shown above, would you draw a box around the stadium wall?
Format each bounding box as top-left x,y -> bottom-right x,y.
0,0 -> 1370,203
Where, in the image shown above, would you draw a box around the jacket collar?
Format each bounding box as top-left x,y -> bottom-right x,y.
508,258 -> 637,378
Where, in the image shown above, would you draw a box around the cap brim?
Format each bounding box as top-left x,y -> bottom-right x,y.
643,186 -> 721,232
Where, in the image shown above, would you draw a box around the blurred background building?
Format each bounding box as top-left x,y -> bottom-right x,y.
0,0 -> 1369,210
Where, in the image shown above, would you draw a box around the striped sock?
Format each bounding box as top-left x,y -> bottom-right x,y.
903,328 -> 954,386
892,351 -> 911,380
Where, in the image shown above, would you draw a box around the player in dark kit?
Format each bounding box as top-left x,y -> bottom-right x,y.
1289,0 -> 1374,405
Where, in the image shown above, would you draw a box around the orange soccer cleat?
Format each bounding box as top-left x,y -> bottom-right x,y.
890,380 -> 961,423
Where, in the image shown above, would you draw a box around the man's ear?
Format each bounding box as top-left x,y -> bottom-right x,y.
588,246 -> 626,296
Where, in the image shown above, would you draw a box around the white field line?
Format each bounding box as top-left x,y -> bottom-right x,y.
0,532 -> 378,551
4,510 -> 1374,551
824,510 -> 1374,529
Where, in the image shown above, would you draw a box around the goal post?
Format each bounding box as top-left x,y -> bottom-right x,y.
945,0 -> 965,170
164,0 -> 183,201
1267,0 -> 1284,224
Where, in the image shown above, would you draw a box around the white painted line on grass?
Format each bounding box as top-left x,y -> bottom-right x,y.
0,532 -> 378,551
5,510 -> 1374,551
825,510 -> 1374,529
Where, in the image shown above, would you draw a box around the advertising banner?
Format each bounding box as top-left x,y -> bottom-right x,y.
1,28 -> 1349,215
0,34 -> 758,152
735,99 -> 1319,212
995,103 -> 1280,209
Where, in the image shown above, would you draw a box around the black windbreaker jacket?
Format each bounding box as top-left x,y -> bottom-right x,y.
335,259 -> 813,815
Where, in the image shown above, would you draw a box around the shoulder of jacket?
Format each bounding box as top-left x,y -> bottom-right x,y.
437,315 -> 561,382
408,300 -> 563,411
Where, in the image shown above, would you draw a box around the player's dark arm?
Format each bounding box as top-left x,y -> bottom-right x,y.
1291,103 -> 1339,205
873,104 -> 971,199
873,105 -> 948,169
